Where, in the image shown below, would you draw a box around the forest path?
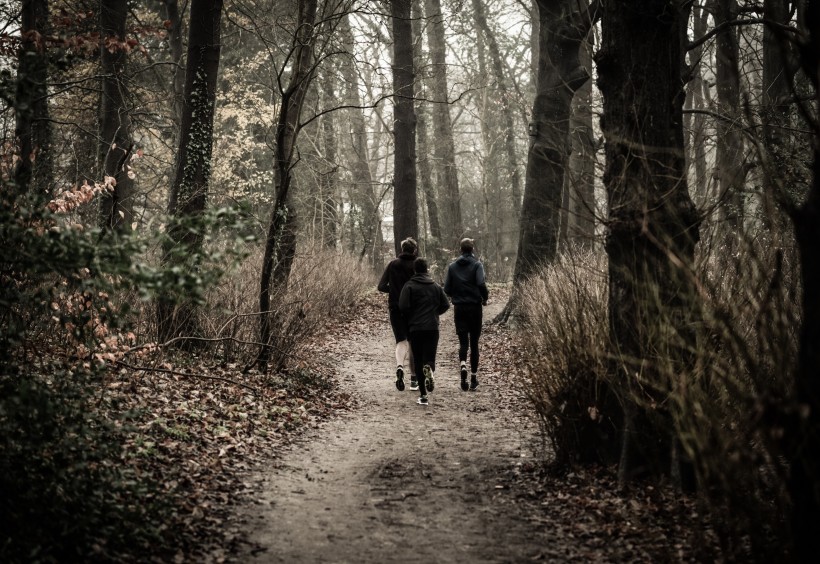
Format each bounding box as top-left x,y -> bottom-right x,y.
239,299 -> 552,563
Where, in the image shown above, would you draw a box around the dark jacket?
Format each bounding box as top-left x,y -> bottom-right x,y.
398,273 -> 450,333
444,253 -> 489,305
378,252 -> 416,309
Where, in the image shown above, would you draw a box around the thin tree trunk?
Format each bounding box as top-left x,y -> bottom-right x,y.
711,0 -> 747,232
474,14 -> 503,276
424,0 -> 462,250
412,0 -> 443,260
257,0 -> 318,369
597,0 -> 700,483
473,0 -> 522,224
761,0 -> 794,234
163,0 -> 185,129
340,13 -> 383,270
14,0 -> 52,200
99,0 -> 135,232
390,0 -> 419,254
319,69 -> 338,249
684,5 -> 709,205
158,0 -> 223,344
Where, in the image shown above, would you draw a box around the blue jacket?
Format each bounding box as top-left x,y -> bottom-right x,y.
444,253 -> 489,305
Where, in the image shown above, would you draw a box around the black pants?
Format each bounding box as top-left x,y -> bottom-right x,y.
388,307 -> 409,342
409,329 -> 439,395
454,304 -> 482,373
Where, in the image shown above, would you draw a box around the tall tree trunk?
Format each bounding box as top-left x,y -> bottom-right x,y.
390,0 -> 419,254
473,0 -> 522,228
790,2 -> 820,557
257,0 -> 318,369
412,0 -> 443,260
319,69 -> 338,249
684,5 -> 709,205
14,0 -> 52,200
511,0 -> 599,284
98,0 -> 135,232
424,0 -> 462,250
711,0 -> 747,232
566,27 -> 596,246
474,14 -> 503,275
597,0 -> 700,483
163,0 -> 185,129
340,12 -> 383,270
761,0 -> 794,234
158,0 -> 223,343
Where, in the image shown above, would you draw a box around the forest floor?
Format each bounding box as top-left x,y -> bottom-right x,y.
231,288 -> 724,563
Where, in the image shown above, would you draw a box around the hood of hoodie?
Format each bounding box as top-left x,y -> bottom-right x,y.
455,253 -> 475,266
409,273 -> 434,284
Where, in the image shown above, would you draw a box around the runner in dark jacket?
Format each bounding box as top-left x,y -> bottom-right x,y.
378,237 -> 419,391
399,258 -> 450,405
444,238 -> 489,391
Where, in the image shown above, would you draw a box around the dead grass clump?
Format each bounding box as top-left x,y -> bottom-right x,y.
204,246 -> 375,371
666,236 -> 799,559
518,247 -> 621,468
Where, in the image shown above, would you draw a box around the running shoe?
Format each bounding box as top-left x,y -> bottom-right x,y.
409,378 -> 419,391
423,364 -> 434,393
396,366 -> 405,391
417,395 -> 429,406
470,374 -> 478,391
460,365 -> 469,391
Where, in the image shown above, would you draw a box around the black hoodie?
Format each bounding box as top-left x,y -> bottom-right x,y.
377,252 -> 416,309
398,273 -> 450,332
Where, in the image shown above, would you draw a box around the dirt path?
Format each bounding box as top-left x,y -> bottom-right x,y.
240,302 -> 551,563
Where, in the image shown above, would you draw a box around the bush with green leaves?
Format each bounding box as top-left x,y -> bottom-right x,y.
0,188 -> 251,561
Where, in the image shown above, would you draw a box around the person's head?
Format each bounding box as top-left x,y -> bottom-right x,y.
401,237 -> 418,255
460,238 -> 475,255
413,257 -> 428,274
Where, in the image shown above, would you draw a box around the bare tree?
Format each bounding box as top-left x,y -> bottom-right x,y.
412,0 -> 443,258
257,0 -> 319,368
339,12 -> 384,269
98,0 -> 135,232
158,0 -> 224,343
13,0 -> 52,199
597,0 -> 701,482
390,0 -> 419,253
424,0 -> 462,250
498,0 -> 599,322
710,0 -> 748,232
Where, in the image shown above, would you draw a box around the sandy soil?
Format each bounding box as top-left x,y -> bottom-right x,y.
239,302 -> 553,563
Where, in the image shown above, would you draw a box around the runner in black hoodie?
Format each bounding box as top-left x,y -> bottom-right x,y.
399,258 -> 450,406
378,237 -> 419,391
444,238 -> 489,391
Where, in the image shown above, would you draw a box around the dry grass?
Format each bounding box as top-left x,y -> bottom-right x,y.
518,236 -> 799,560
203,246 -> 376,371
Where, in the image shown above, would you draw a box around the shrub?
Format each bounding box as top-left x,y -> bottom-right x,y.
203,245 -> 375,372
0,191 -> 173,561
518,247 -> 621,468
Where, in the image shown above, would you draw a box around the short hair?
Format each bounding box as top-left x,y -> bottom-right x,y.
460,238 -> 475,254
401,237 -> 418,254
413,257 -> 428,273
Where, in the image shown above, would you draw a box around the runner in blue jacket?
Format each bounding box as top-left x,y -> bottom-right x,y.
444,238 -> 489,391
